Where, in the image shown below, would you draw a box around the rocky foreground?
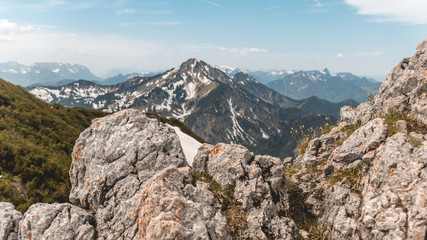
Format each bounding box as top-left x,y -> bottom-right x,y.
1,39 -> 427,239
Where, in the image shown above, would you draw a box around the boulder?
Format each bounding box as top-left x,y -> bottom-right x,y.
193,143 -> 298,240
18,203 -> 95,240
69,109 -> 187,239
137,166 -> 231,240
0,202 -> 22,240
329,118 -> 387,169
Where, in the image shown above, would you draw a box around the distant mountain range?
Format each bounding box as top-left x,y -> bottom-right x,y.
28,58 -> 355,158
0,62 -> 102,86
266,69 -> 381,103
217,66 -> 294,84
1,61 -> 380,104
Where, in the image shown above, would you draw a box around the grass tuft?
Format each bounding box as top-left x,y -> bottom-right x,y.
327,166 -> 363,190
193,171 -> 246,238
382,110 -> 427,137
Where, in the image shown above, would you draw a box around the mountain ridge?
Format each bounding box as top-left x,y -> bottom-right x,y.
28,58 -> 342,158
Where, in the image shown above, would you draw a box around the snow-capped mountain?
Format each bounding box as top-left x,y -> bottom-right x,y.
29,58 -> 353,158
0,61 -> 101,86
267,68 -> 381,103
102,72 -> 161,86
217,65 -> 293,84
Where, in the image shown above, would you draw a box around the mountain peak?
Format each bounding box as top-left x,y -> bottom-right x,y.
322,68 -> 331,75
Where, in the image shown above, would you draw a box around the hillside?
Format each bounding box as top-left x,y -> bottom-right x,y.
0,78 -> 108,212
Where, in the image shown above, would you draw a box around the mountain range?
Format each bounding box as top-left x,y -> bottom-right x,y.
28,58 -> 356,158
266,68 -> 381,103
0,62 -> 101,86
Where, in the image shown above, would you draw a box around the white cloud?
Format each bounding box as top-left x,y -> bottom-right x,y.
116,8 -> 135,16
265,5 -> 280,11
337,52 -> 345,58
0,19 -> 33,42
219,47 -> 268,56
202,0 -> 225,9
118,21 -> 181,26
345,0 -> 427,24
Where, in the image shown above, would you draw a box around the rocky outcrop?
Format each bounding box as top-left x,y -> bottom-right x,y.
1,107 -> 299,239
194,143 -> 298,240
19,203 -> 95,240
69,109 -> 187,239
341,38 -> 427,125
290,38 -> 427,240
137,166 -> 231,240
0,202 -> 22,240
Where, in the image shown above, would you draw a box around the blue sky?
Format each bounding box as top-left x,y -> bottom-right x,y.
0,0 -> 426,80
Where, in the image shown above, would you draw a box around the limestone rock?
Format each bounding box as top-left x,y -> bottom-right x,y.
0,202 -> 22,240
69,109 -> 187,239
329,118 -> 387,169
294,124 -> 347,170
359,133 -> 427,240
291,39 -> 427,240
193,143 -> 298,240
18,203 -> 95,240
322,185 -> 361,240
137,166 -> 231,240
341,38 -> 427,125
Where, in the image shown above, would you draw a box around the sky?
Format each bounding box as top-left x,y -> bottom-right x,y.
0,0 -> 426,80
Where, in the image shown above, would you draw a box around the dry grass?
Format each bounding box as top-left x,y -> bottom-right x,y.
327,166 -> 363,190
382,110 -> 427,137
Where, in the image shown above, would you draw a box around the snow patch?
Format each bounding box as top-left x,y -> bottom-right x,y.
168,124 -> 202,166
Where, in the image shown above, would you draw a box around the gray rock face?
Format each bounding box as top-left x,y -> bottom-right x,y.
359,133 -> 427,240
341,38 -> 427,125
69,109 -> 187,239
0,202 -> 22,240
330,118 -> 387,169
18,203 -> 95,240
193,143 -> 298,240
137,166 -> 231,240
291,38 -> 427,240
294,123 -> 347,170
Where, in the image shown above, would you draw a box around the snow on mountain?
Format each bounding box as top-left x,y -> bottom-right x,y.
29,58 -> 338,158
0,61 -> 101,86
267,68 -> 381,103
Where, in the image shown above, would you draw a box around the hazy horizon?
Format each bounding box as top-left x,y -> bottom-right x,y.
0,0 -> 426,80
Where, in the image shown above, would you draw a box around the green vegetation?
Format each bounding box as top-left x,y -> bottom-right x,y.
284,165 -> 321,238
0,78 -> 108,212
409,135 -> 423,148
382,110 -> 427,137
193,171 -> 247,238
144,112 -> 207,144
306,225 -> 328,240
327,166 -> 363,190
